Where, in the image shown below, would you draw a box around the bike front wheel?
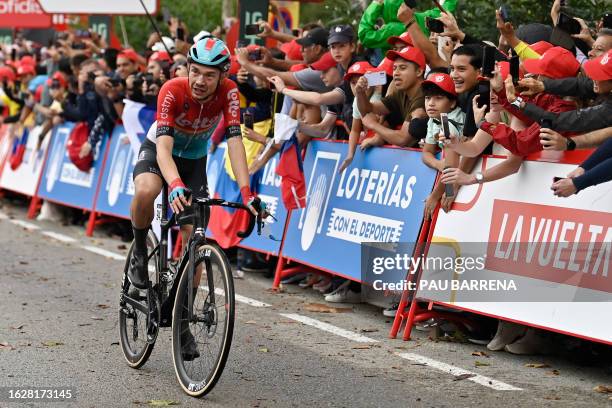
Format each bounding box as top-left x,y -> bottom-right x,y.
172,242 -> 235,397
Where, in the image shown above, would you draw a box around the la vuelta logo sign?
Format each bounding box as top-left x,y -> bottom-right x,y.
0,0 -> 52,28
485,199 -> 612,293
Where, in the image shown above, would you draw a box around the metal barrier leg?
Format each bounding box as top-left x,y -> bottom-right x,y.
86,211 -> 97,236
272,210 -> 293,289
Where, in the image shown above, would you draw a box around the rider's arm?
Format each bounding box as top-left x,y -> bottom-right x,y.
156,135 -> 181,185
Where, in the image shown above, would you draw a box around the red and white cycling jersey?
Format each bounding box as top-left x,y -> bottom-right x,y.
146,76 -> 241,159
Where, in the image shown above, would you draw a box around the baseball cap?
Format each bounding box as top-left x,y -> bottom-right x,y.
149,51 -> 172,62
583,49 -> 612,81
387,32 -> 413,47
296,27 -> 329,48
20,55 -> 35,66
516,23 -> 552,45
343,61 -> 375,81
422,72 -> 457,97
523,46 -> 580,79
117,49 -> 140,63
530,41 -> 553,55
328,25 -> 355,45
386,46 -> 426,70
151,36 -> 176,53
0,66 -> 16,82
376,57 -> 394,76
281,40 -> 304,60
46,71 -> 68,89
17,64 -> 35,77
310,52 -> 337,71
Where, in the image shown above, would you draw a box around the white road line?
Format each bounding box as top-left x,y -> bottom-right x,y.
10,219 -> 40,230
41,231 -> 77,243
397,352 -> 522,391
82,245 -> 125,261
280,313 -> 378,343
201,286 -> 271,308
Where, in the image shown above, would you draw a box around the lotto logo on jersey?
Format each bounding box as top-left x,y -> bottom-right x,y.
227,88 -> 240,120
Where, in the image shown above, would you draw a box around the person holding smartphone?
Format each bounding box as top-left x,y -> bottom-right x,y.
419,72 -> 465,219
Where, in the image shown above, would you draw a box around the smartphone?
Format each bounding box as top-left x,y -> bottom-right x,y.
243,112 -> 254,129
539,118 -> 553,129
482,46 -> 496,78
558,12 -> 581,35
162,6 -> 171,23
440,112 -> 451,140
477,80 -> 490,110
603,12 -> 612,30
176,27 -> 185,42
510,55 -> 520,84
426,17 -> 445,34
248,48 -> 261,61
553,177 -> 564,183
292,28 -> 300,37
364,71 -> 387,87
245,24 -> 261,36
403,0 -> 417,8
500,5 -> 511,23
72,42 -> 87,50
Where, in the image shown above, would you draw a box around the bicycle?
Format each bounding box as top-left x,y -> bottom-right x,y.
119,184 -> 263,397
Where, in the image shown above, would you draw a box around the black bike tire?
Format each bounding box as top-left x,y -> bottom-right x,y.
171,242 -> 235,397
119,230 -> 159,368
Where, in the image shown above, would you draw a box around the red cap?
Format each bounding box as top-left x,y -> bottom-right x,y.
290,63 -> 308,72
246,44 -> 260,52
387,32 -> 413,48
46,71 -> 68,88
149,51 -> 171,62
422,73 -> 457,96
118,49 -> 140,63
498,61 -> 524,81
376,57 -> 394,76
530,41 -> 553,56
583,49 -> 612,81
310,52 -> 337,72
281,40 -> 303,61
20,55 -> 35,66
0,66 -> 16,82
17,64 -> 35,77
343,61 -> 374,81
386,46 -> 426,70
523,47 -> 580,79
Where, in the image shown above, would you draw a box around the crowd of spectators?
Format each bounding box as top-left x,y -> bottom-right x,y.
1,0 -> 611,355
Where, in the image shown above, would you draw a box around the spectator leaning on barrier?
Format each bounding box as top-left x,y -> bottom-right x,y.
354,46 -> 426,149
552,49 -> 612,197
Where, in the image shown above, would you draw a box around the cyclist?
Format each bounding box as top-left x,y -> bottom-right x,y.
128,36 -> 257,358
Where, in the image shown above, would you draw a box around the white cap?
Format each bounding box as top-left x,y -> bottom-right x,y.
152,36 -> 176,53
193,30 -> 211,43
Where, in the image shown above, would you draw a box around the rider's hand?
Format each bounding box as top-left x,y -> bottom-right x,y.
240,186 -> 259,216
169,178 -> 189,213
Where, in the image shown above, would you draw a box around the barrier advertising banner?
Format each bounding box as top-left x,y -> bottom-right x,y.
38,122 -> 109,211
0,125 -> 13,180
282,140 -> 437,280
0,126 -> 49,196
207,143 -> 286,255
419,157 -> 612,344
37,0 -> 158,14
94,125 -> 136,219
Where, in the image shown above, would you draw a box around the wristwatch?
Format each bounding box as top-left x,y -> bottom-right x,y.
474,172 -> 484,184
510,96 -> 524,110
566,139 -> 576,151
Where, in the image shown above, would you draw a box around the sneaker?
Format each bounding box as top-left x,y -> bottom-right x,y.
504,328 -> 549,355
324,281 -> 362,303
382,303 -> 400,317
298,274 -> 321,288
281,272 -> 308,285
487,321 -> 527,351
233,268 -> 245,279
240,258 -> 269,273
127,252 -> 149,290
313,278 -> 332,293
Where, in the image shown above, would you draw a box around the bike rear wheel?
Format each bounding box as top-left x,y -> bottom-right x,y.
119,230 -> 159,368
172,242 -> 235,397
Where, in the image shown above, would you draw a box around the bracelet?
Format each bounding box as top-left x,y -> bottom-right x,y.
405,18 -> 416,29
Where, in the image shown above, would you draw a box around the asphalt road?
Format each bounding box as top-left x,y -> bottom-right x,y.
0,200 -> 611,408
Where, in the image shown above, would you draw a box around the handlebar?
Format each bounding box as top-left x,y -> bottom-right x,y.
193,196 -> 263,239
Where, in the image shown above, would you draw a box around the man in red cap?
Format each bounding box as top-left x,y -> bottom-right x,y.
354,46 -> 426,148
387,32 -> 413,51
116,49 -> 140,80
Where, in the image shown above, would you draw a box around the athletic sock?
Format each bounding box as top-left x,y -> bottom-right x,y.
132,225 -> 149,256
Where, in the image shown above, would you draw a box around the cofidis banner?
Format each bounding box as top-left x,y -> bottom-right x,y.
38,122 -> 109,210
94,125 -> 136,219
282,140 -> 437,280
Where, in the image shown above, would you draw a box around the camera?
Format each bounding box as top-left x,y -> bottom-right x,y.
426,17 -> 445,34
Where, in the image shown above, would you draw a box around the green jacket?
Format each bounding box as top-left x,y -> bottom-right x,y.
358,0 -> 458,51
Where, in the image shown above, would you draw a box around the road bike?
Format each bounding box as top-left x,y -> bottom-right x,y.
119,184 -> 262,397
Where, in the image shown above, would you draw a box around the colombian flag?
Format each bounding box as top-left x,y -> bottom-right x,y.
9,127 -> 28,170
